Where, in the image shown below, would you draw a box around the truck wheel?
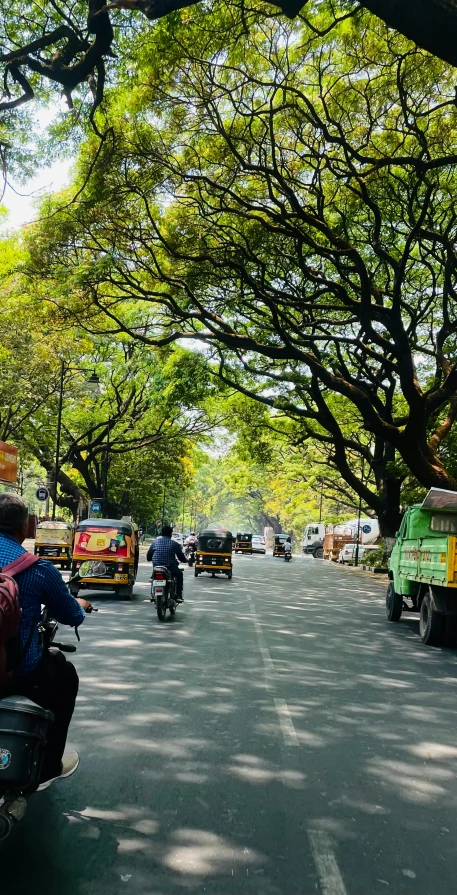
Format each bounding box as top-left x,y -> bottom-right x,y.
419,592 -> 446,646
386,582 -> 402,621
314,547 -> 324,559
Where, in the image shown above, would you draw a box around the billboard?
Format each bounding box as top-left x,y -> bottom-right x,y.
0,442 -> 18,485
74,526 -> 132,558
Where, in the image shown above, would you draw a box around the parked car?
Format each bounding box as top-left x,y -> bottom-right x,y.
337,543 -> 379,564
252,535 -> 266,554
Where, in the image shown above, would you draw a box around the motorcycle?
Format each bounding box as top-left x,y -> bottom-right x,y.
185,544 -> 197,566
150,565 -> 180,621
0,561 -> 98,841
284,550 -> 292,562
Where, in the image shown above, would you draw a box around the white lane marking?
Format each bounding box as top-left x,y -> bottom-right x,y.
308,829 -> 348,895
274,697 -> 299,746
248,595 -> 299,747
247,599 -> 275,676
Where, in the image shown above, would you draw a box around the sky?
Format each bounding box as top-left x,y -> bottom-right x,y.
2,158 -> 72,231
1,105 -> 72,233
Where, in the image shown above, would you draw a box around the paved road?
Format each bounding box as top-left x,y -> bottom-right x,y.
3,552 -> 457,895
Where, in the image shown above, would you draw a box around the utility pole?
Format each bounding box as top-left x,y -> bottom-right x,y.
162,481 -> 166,526
319,479 -> 324,523
52,360 -> 65,520
354,460 -> 365,568
103,417 -> 111,506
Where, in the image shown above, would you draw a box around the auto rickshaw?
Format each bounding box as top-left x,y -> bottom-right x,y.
235,532 -> 253,554
69,518 -> 139,600
34,521 -> 73,569
273,533 -> 290,557
195,530 -> 233,579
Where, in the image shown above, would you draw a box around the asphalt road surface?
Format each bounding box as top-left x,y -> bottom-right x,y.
4,551 -> 457,895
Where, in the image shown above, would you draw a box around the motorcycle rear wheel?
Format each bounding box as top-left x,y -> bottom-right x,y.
156,592 -> 167,621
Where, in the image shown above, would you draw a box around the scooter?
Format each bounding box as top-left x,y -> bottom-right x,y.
0,562 -> 98,841
150,565 -> 181,621
284,551 -> 292,562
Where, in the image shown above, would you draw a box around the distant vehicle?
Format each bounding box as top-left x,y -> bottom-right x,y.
171,531 -> 184,546
235,532 -> 253,554
301,523 -> 324,558
337,543 -> 379,565
252,535 -> 266,554
273,534 -> 290,557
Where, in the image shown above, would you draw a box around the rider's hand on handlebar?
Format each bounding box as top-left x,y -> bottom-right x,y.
76,597 -> 95,612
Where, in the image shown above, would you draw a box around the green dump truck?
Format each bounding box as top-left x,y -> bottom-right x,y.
387,488 -> 457,646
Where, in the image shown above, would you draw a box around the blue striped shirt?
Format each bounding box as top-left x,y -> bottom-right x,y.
0,533 -> 85,675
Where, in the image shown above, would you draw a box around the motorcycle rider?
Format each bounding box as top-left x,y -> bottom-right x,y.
147,525 -> 187,601
0,493 -> 92,789
284,537 -> 292,559
184,531 -> 198,556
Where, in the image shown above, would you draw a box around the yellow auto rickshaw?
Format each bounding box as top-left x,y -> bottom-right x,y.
195,530 -> 233,579
273,533 -> 290,557
34,521 -> 73,570
235,532 -> 253,554
69,518 -> 139,600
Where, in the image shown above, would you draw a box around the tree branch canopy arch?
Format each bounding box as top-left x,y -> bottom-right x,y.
1,0 -> 457,130
26,9 -> 457,533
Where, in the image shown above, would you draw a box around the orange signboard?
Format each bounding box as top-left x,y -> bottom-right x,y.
0,442 -> 18,484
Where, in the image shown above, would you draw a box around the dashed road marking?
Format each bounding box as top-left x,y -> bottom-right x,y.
308,829 -> 348,895
248,594 -> 298,747
274,697 -> 299,746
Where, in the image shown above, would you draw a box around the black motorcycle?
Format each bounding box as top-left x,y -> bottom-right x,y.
150,565 -> 180,621
285,551 -> 292,562
0,562 -> 97,841
185,544 -> 196,566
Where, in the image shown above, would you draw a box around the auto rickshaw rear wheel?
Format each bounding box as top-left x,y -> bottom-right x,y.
194,568 -> 199,577
227,571 -> 232,580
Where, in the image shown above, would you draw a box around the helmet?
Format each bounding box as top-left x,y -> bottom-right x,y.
190,531 -> 196,536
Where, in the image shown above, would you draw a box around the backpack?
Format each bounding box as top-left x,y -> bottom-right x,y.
0,553 -> 39,686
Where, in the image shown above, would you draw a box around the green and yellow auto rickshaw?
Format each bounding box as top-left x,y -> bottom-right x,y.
195,530 -> 233,579
235,532 -> 253,554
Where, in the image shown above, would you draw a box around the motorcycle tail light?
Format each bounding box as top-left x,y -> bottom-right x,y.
155,572 -> 165,580
118,564 -> 123,572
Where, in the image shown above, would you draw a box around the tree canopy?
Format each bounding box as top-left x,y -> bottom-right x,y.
25,5 -> 457,533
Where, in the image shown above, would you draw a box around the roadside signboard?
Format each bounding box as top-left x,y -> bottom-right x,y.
89,500 -> 104,518
36,487 -> 49,502
0,442 -> 17,485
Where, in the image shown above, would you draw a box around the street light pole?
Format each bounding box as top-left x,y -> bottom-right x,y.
52,363 -> 101,521
354,459 -> 365,568
52,360 -> 65,520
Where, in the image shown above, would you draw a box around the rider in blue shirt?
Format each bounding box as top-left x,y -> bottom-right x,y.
0,493 -> 91,789
147,525 -> 187,600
